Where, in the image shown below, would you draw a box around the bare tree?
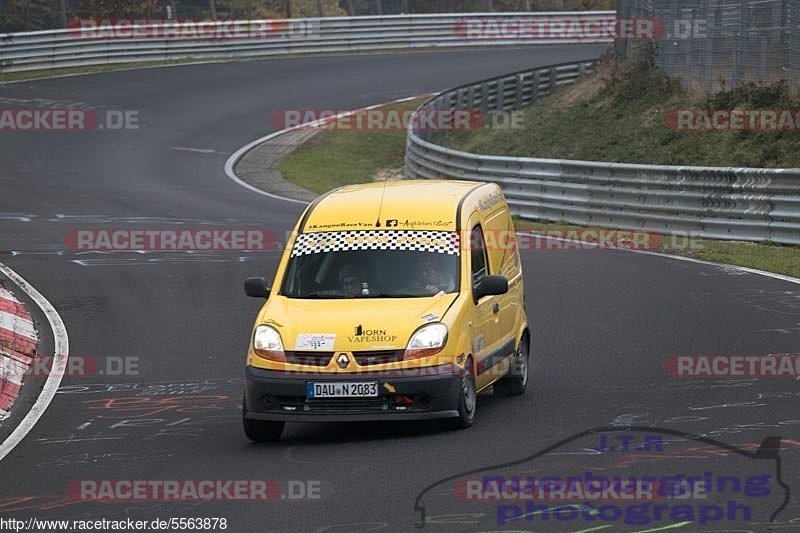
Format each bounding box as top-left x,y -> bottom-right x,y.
208,0 -> 217,19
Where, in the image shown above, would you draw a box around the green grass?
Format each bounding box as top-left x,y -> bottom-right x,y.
277,98 -> 425,194
438,49 -> 800,168
683,239 -> 800,278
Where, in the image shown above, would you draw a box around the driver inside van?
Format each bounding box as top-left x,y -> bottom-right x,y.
338,264 -> 365,297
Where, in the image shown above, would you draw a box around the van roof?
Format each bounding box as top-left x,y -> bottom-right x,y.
301,179 -> 486,232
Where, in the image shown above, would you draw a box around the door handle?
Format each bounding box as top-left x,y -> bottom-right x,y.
492,302 -> 500,314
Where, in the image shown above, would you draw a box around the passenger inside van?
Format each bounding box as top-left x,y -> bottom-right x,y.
411,254 -> 455,295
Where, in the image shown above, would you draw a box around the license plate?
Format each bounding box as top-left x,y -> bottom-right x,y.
306,381 -> 379,398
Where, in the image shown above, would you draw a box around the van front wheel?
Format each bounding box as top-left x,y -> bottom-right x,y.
443,359 -> 476,430
495,336 -> 529,396
242,394 -> 284,442
243,418 -> 284,442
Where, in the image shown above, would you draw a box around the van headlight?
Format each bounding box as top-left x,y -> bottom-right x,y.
253,325 -> 286,362
404,323 -> 448,361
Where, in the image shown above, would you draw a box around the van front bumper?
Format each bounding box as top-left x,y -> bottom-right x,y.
244,364 -> 461,422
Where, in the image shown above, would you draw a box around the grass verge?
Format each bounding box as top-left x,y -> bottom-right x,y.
277,98 -> 426,194
438,46 -> 800,168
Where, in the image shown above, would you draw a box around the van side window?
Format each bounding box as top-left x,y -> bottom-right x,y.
470,225 -> 489,284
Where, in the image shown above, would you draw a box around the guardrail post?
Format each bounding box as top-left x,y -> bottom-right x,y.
496,78 -> 506,112
480,81 -> 490,114
514,73 -> 525,109
531,71 -> 541,103
456,89 -> 464,110
467,86 -> 477,110
548,67 -> 557,93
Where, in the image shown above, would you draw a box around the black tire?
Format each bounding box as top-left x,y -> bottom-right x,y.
242,393 -> 284,442
495,335 -> 529,397
442,358 -> 477,429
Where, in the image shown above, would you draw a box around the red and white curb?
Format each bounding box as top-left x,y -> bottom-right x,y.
0,287 -> 38,420
0,262 -> 68,463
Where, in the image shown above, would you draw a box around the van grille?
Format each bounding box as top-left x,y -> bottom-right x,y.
284,351 -> 333,366
353,350 -> 405,366
303,398 -> 390,413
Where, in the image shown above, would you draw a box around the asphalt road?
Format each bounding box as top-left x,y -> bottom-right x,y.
1,45 -> 799,532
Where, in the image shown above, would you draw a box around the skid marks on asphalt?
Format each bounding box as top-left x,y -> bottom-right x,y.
32,379 -> 241,448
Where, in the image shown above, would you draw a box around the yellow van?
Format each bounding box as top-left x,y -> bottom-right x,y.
242,180 -> 529,441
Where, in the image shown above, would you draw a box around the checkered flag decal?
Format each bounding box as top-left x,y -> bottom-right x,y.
291,230 -> 460,257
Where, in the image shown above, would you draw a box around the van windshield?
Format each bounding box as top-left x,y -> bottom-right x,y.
281,230 -> 461,299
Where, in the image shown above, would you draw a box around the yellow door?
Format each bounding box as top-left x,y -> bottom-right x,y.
484,207 -> 523,360
466,221 -> 509,390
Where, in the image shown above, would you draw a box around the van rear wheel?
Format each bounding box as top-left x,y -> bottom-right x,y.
242,393 -> 284,442
495,336 -> 529,396
442,359 -> 476,430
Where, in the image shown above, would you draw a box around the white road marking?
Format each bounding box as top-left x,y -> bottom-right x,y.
171,146 -> 218,154
0,262 -> 69,463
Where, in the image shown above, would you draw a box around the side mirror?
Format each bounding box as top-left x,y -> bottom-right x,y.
244,277 -> 270,298
474,275 -> 508,300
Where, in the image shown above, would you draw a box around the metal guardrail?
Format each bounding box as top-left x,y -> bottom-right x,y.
405,62 -> 800,245
0,12 -> 614,73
